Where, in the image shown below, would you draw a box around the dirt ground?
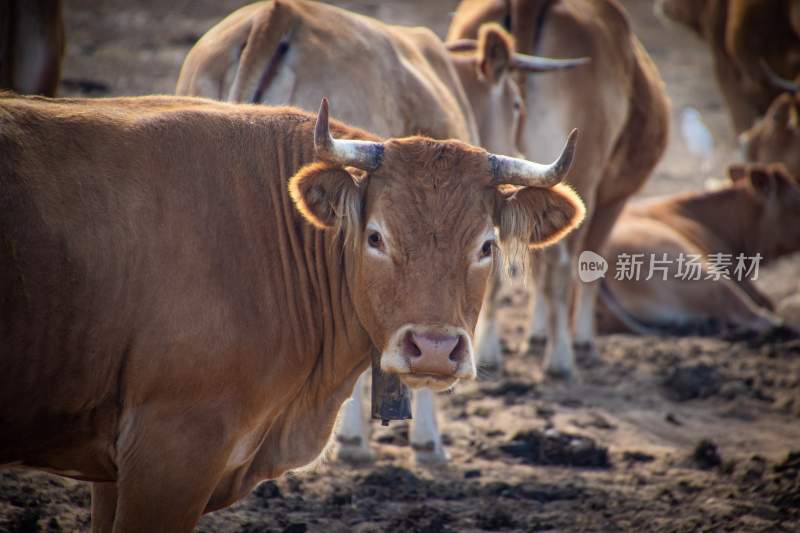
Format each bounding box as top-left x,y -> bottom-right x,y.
2,0 -> 800,531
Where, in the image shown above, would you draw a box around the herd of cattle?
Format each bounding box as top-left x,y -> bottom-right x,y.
1,0 -> 798,531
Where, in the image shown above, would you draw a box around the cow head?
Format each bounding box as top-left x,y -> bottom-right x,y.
446,23 -> 589,157
728,163 -> 800,257
290,99 -> 585,390
654,0 -> 711,39
740,67 -> 800,177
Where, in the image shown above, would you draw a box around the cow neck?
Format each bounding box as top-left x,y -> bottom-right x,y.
444,54 -> 483,144
243,195 -> 372,481
659,186 -> 763,259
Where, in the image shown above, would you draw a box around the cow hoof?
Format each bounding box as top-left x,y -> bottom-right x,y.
478,359 -> 502,379
336,437 -> 375,464
574,342 -> 599,364
525,336 -> 547,355
412,441 -> 449,465
499,338 -> 513,355
544,365 -> 573,381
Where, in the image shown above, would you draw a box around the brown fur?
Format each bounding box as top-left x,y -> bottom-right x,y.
657,0 -> 800,133
0,94 -> 583,531
600,164 -> 800,333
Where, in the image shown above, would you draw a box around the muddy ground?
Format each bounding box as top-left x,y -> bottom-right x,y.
2,0 -> 800,531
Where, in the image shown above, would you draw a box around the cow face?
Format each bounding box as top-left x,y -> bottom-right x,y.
290,100 -> 584,390
740,93 -> 800,177
450,24 -> 525,157
655,0 -> 710,38
740,165 -> 800,257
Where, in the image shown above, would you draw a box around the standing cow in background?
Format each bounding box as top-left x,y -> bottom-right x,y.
656,0 -> 800,134
177,0 -> 588,463
0,0 -> 64,96
448,0 -> 670,379
0,94 -> 584,532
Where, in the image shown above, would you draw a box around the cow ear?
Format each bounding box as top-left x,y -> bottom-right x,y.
289,162 -> 363,229
477,23 -> 513,83
494,183 -> 585,249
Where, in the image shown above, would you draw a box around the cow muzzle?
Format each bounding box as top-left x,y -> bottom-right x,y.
380,325 -> 476,391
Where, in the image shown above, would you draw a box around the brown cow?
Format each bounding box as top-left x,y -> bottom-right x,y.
177,0 -> 588,463
656,0 -> 800,133
177,0 -> 586,155
0,93 -> 584,531
739,67 -> 800,176
599,164 -> 799,335
448,0 -> 670,379
0,0 -> 64,96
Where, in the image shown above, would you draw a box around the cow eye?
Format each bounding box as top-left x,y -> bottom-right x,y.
367,231 -> 383,250
479,239 -> 495,260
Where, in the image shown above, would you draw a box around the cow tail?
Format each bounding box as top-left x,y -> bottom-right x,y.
228,0 -> 297,104
598,278 -> 663,336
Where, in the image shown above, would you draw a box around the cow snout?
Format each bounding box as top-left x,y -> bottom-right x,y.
401,329 -> 466,376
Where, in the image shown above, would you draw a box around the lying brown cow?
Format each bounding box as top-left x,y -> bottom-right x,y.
448,0 -> 670,378
599,164 -> 799,334
0,0 -> 64,96
740,67 -> 800,176
0,93 -> 584,531
177,0 -> 587,463
656,0 -> 800,133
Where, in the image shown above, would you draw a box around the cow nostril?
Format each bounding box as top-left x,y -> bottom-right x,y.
449,335 -> 467,363
403,330 -> 422,358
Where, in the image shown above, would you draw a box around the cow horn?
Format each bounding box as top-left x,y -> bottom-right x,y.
314,98 -> 384,171
489,129 -> 578,187
760,59 -> 800,93
445,39 -> 590,72
445,39 -> 589,72
510,53 -> 591,72
445,39 -> 479,52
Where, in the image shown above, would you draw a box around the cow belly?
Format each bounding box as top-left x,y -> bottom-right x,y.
1,404 -> 119,481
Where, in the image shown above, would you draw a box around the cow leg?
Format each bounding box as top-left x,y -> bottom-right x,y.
541,241 -> 577,379
474,269 -> 503,372
111,413 -> 229,532
573,196 -> 629,359
91,482 -> 117,533
695,280 -> 782,333
735,277 -> 775,312
525,255 -> 549,353
410,388 -> 447,464
334,371 -> 374,463
573,281 -> 599,360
